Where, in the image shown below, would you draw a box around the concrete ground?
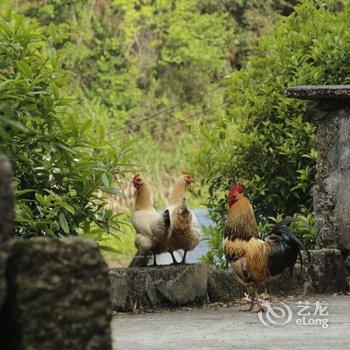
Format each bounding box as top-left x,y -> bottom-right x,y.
112,295 -> 350,350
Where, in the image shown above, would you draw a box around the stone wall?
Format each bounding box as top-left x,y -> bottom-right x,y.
110,249 -> 348,312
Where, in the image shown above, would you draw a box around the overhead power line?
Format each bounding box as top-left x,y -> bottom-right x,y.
150,100 -> 228,136
123,80 -> 230,131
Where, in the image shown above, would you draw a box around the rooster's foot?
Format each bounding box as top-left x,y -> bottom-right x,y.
241,303 -> 254,312
250,301 -> 266,313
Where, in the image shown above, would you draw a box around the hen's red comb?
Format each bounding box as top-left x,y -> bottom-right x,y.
132,174 -> 140,182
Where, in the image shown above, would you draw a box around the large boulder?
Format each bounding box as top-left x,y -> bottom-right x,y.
110,264 -> 208,312
0,155 -> 13,308
0,238 -> 112,350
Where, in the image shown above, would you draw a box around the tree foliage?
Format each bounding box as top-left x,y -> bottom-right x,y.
0,8 -> 135,238
17,0 -> 294,207
194,0 -> 350,266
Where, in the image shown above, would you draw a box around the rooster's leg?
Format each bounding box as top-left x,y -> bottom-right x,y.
250,288 -> 266,313
242,287 -> 255,311
152,252 -> 158,267
170,251 -> 179,264
181,251 -> 187,264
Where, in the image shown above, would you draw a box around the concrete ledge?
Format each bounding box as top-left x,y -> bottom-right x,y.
110,264 -> 208,312
285,85 -> 350,100
0,238 -> 112,350
111,249 -> 348,311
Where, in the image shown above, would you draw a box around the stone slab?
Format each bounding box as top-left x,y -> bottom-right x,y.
285,85 -> 350,100
0,238 -> 112,350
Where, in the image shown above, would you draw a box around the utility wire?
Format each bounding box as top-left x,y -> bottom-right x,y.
150,100 -> 228,136
123,80 -> 230,131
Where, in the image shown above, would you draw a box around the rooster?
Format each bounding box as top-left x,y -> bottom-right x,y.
167,173 -> 200,264
223,183 -> 310,312
129,174 -> 171,267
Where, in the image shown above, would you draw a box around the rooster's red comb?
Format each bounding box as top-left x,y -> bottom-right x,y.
228,183 -> 246,195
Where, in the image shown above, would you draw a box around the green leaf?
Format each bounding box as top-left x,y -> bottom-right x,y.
101,174 -> 110,187
16,61 -> 32,79
101,187 -> 126,199
62,203 -> 75,214
15,189 -> 35,197
1,117 -> 27,132
59,213 -> 70,234
0,20 -> 14,37
98,244 -> 121,254
50,82 -> 59,99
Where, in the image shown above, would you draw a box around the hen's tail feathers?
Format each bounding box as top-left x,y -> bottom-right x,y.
163,209 -> 171,228
128,251 -> 150,267
268,219 -> 311,279
130,210 -> 171,268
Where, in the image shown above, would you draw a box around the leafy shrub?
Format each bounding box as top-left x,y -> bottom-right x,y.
0,8 -> 135,238
195,0 -> 350,266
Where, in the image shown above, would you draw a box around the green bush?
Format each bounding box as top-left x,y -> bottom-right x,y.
195,0 -> 350,266
0,8 -> 135,239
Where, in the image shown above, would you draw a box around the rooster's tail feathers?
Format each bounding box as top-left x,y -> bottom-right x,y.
267,221 -> 310,279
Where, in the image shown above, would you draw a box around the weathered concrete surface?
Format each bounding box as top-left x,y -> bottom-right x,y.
0,155 -> 13,308
307,249 -> 347,293
110,264 -> 208,312
285,85 -> 350,100
112,295 -> 350,350
0,238 -> 112,350
111,250 -> 348,311
313,107 -> 350,251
